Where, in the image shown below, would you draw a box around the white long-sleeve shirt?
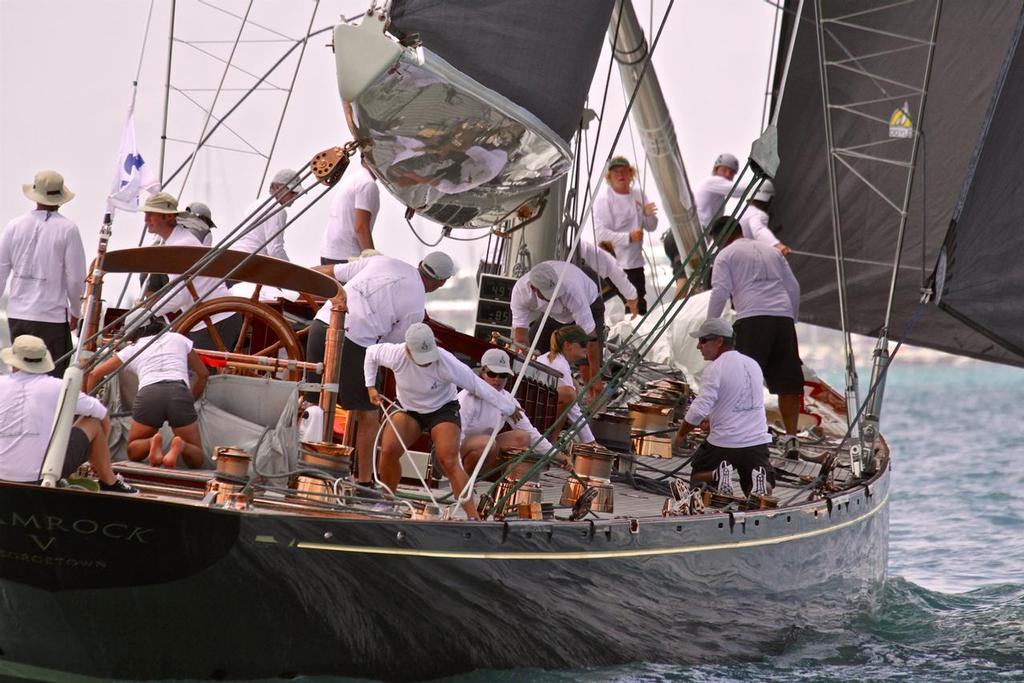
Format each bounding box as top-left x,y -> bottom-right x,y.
364,343 -> 517,416
457,388 -> 554,453
683,350 -> 771,449
708,238 -> 801,322
320,166 -> 380,260
578,240 -> 637,300
313,256 -> 425,347
535,352 -> 596,443
0,372 -> 107,482
694,175 -> 745,227
509,261 -> 599,334
739,204 -> 780,248
592,185 -> 658,269
232,198 -> 290,261
153,227 -> 233,329
0,210 -> 86,323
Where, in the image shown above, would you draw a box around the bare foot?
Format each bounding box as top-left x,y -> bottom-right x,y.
148,433 -> 164,467
163,436 -> 184,469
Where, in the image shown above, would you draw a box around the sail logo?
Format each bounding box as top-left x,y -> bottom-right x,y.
889,101 -> 913,138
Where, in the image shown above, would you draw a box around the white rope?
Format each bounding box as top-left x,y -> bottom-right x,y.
371,395 -> 443,509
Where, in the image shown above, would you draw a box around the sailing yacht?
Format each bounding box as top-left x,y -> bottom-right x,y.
0,1 -> 1021,680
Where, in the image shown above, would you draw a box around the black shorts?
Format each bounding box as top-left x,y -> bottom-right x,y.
401,399 -> 461,432
62,426 -> 91,478
691,441 -> 774,497
304,323 -> 382,409
8,318 -> 73,379
733,316 -> 803,395
530,295 -> 606,353
320,257 -> 349,266
133,380 -> 198,428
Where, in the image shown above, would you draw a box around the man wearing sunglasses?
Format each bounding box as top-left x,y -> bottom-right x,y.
673,318 -> 774,497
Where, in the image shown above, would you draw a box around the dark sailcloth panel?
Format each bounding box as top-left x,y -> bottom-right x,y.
771,1 -> 1024,367
388,0 -> 614,143
937,13 -> 1024,361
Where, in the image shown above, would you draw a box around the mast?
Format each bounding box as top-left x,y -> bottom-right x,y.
607,0 -> 703,268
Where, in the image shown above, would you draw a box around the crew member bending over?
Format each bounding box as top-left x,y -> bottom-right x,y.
87,309 -> 209,469
535,325 -> 597,451
459,348 -> 554,480
365,324 -> 517,519
673,319 -> 774,497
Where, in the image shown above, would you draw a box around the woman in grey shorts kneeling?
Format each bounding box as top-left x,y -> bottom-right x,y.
87,309 -> 209,468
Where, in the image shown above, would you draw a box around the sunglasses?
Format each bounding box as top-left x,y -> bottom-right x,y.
483,369 -> 510,379
697,335 -> 719,345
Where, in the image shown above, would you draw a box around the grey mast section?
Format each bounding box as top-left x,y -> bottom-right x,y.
608,0 -> 704,266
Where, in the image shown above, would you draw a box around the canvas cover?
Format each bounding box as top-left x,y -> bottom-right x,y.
770,1 -> 1024,367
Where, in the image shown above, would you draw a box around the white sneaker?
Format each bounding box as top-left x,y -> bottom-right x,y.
750,466 -> 773,496
714,461 -> 735,496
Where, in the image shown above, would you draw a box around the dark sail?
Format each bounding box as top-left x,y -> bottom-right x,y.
935,12 -> 1024,361
388,0 -> 614,143
771,1 -> 1024,367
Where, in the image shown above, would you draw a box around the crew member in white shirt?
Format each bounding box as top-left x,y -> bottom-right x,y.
592,156 -> 658,314
179,201 -> 216,246
739,180 -> 790,255
320,157 -> 380,265
578,240 -> 639,318
140,192 -> 243,351
365,324 -> 517,519
673,319 -> 774,497
0,170 -> 86,378
87,309 -> 209,470
0,335 -> 136,493
231,168 -> 303,261
511,261 -> 605,400
534,325 -> 597,451
693,153 -> 745,228
458,348 -> 555,479
308,251 -> 456,490
707,217 -> 803,459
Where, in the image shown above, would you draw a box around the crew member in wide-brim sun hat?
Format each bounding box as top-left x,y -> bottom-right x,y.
1,335 -> 56,374
22,170 -> 75,206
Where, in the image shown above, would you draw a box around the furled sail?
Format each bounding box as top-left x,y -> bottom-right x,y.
770,1 -> 1024,367
934,12 -> 1024,361
336,0 -> 614,229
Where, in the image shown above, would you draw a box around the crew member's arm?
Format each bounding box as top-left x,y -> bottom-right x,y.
566,289 -> 604,398
85,354 -> 123,394
74,389 -> 108,421
65,227 -> 87,330
638,190 -> 659,232
507,400 -> 554,454
781,258 -> 801,321
187,350 -> 209,399
674,364 -> 720,446
353,209 -> 375,251
363,343 -> 401,406
0,226 -> 12,299
509,281 -> 533,349
706,253 -> 733,319
596,248 -> 638,316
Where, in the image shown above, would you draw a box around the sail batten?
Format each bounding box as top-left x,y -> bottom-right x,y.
772,0 -> 1024,367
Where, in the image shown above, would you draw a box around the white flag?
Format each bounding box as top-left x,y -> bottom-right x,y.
106,93 -> 160,213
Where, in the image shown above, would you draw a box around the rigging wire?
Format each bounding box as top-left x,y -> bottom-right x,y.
134,0 -> 157,84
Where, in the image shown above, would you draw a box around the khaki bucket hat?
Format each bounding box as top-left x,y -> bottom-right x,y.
141,192 -> 180,214
23,170 -> 75,206
1,335 -> 55,374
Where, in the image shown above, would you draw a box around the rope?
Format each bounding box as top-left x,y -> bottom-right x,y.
370,395 -> 443,509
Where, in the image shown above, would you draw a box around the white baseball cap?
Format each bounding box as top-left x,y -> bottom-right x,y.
480,348 -> 513,375
405,323 -> 440,364
753,179 -> 775,202
271,168 -> 304,193
689,318 -> 734,339
713,153 -> 739,172
419,251 -> 456,280
528,262 -> 559,298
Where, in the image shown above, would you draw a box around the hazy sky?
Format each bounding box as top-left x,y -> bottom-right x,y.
0,0 -> 779,286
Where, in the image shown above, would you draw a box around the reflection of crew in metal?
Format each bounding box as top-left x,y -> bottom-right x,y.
140,192 -> 243,351
232,168 -> 303,261
87,309 -> 209,470
535,325 -> 597,449
458,348 -> 554,479
707,217 -> 803,459
308,252 -> 456,491
593,156 -> 658,314
0,335 -> 136,493
0,170 -> 86,378
693,153 -> 744,228
739,180 -> 790,256
510,261 -> 604,399
673,319 -> 774,497
365,324 -> 517,519
320,157 -> 380,265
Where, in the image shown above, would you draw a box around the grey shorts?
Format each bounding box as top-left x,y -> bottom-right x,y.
62,426 -> 91,478
133,380 -> 198,429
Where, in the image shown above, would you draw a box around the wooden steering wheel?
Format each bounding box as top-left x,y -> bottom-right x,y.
171,295 -> 306,381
